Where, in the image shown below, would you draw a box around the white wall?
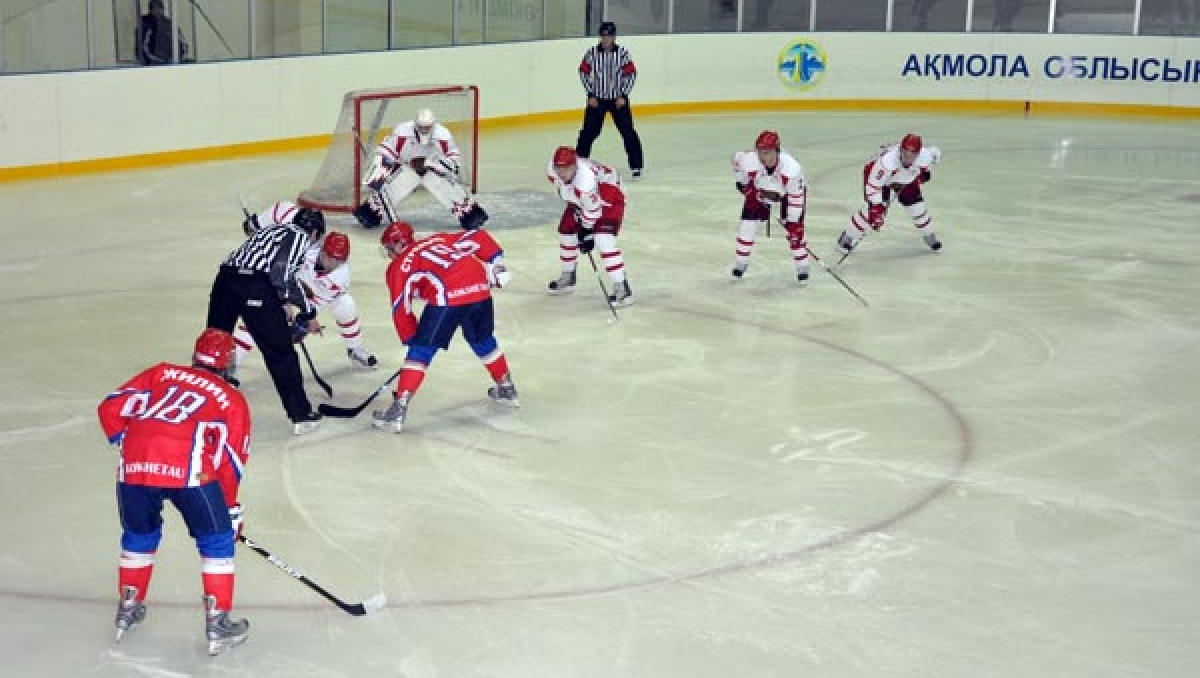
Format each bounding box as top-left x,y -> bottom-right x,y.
1,32 -> 1197,170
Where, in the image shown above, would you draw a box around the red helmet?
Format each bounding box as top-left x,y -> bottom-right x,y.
380,221 -> 415,249
193,328 -> 235,371
552,146 -> 577,167
322,231 -> 350,260
900,133 -> 923,153
755,130 -> 781,151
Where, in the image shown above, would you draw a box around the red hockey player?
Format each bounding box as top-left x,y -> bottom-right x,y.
372,221 -> 518,433
837,132 -> 943,255
97,328 -> 252,657
545,146 -> 634,306
730,130 -> 810,282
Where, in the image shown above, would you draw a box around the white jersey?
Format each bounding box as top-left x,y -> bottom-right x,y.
546,157 -> 624,229
731,149 -> 807,223
375,121 -> 461,169
864,144 -> 940,206
297,244 -> 351,307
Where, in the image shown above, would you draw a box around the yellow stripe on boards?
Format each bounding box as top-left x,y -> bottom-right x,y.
2,99 -> 1197,183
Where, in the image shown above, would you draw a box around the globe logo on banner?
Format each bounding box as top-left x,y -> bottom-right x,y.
777,39 -> 827,89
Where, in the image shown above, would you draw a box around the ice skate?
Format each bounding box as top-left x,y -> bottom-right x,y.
547,270 -> 576,295
290,410 -> 322,436
372,395 -> 408,433
113,585 -> 146,642
796,270 -> 810,284
731,263 -> 748,279
837,231 -> 856,254
487,375 -> 520,407
608,280 -> 634,307
630,168 -> 642,181
347,346 -> 378,369
204,595 -> 249,657
923,232 -> 942,251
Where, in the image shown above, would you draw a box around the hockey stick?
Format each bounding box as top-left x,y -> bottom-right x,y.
778,219 -> 870,308
298,341 -> 334,398
238,534 -> 386,616
585,251 -> 621,324
318,369 -> 401,418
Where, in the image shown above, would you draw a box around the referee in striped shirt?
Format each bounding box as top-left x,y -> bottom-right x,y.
206,206 -> 325,435
575,21 -> 644,179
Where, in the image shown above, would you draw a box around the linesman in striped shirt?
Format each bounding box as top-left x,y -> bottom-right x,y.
575,22 -> 645,179
206,203 -> 326,435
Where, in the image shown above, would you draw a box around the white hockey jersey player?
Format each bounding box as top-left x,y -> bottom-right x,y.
839,133 -> 943,253
232,231 -> 378,378
356,108 -> 489,231
544,146 -> 633,306
730,130 -> 810,282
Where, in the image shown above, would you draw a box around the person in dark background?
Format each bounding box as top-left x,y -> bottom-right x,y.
138,0 -> 189,65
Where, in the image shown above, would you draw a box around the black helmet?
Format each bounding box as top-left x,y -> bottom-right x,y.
294,207 -> 326,240
598,22 -> 617,36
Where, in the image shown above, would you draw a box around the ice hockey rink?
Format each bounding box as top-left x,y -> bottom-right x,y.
1,110 -> 1198,677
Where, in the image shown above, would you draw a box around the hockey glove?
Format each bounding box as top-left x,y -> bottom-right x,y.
919,169 -> 932,184
866,203 -> 887,230
228,503 -> 244,539
577,227 -> 596,254
291,311 -> 317,343
490,262 -> 512,289
736,181 -> 752,195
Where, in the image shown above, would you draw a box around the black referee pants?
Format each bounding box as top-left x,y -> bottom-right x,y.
575,99 -> 644,171
206,267 -> 313,421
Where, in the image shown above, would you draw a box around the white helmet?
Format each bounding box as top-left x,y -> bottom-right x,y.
415,108 -> 436,128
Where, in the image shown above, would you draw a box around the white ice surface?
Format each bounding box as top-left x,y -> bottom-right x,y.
1,112 -> 1198,677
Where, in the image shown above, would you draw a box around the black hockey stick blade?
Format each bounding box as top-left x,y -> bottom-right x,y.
585,251 -> 620,323
299,341 -> 334,397
238,534 -> 386,616
318,369 -> 401,418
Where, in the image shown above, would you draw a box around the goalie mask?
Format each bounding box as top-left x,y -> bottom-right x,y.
193,328 -> 235,372
415,108 -> 436,139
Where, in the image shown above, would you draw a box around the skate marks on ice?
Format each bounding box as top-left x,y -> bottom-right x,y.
326,189 -> 561,232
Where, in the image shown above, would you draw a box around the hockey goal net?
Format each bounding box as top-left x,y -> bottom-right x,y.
298,85 -> 479,213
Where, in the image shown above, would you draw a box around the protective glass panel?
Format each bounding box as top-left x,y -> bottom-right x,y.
392,0 -> 453,48
455,0 -> 486,45
545,0 -> 590,38
253,0 -> 323,58
325,0 -> 387,53
1136,0 -> 1199,35
970,0 -> 1053,32
187,0 -> 250,61
3,0 -> 88,73
603,0 -> 669,35
897,0 -> 970,31
674,0 -> 739,32
744,0 -> 813,31
815,0 -> 888,30
486,0 -> 545,41
1053,0 -> 1135,34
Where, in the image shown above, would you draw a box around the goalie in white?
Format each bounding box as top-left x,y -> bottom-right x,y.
354,108 -> 489,231
231,230 -> 378,381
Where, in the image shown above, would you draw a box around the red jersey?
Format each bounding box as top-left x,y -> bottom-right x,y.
385,230 -> 505,342
98,363 -> 251,504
